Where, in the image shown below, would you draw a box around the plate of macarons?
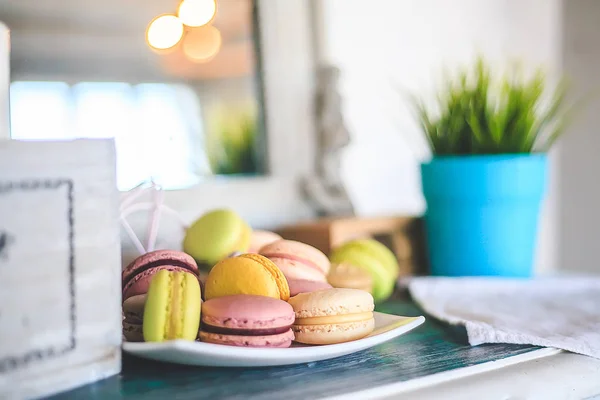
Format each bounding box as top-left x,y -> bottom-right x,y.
121,209 -> 425,367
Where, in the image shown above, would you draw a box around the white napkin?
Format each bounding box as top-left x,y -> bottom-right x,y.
407,276 -> 600,358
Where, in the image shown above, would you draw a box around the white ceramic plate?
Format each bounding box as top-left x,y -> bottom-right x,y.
122,312 -> 425,367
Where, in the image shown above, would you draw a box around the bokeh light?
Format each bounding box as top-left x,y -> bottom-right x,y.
178,0 -> 217,28
146,15 -> 184,50
182,25 -> 222,62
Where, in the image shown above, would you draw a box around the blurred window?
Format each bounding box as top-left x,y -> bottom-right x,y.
10,81 -> 208,190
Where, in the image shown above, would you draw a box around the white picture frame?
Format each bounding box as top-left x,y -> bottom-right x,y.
0,139 -> 121,399
153,0 -> 318,226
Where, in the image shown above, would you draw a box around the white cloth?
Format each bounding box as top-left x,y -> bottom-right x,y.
407,277 -> 600,359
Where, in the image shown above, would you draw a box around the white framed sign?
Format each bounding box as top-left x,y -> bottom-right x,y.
0,139 -> 121,399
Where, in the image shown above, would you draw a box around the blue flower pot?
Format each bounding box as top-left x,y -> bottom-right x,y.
420,154 -> 548,277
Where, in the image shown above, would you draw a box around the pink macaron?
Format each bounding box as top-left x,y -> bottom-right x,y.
199,295 -> 295,348
288,279 -> 333,297
249,230 -> 282,253
260,240 -> 330,282
122,250 -> 199,302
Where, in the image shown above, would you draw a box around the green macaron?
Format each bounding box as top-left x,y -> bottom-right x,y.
183,209 -> 252,269
329,239 -> 399,303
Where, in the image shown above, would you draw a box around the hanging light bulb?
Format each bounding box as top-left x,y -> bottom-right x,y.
178,0 -> 217,27
182,25 -> 222,62
146,15 -> 184,50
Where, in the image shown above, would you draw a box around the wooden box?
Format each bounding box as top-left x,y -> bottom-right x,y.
0,140 -> 122,399
277,216 -> 427,277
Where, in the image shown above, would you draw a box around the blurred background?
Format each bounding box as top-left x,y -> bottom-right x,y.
1,0 -> 264,190
315,0 -> 599,276
1,0 -> 599,275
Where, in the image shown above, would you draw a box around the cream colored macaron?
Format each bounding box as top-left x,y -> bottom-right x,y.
327,263 -> 373,293
288,288 -> 375,345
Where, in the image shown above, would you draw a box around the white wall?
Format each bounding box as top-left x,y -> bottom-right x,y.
317,0 -> 563,273
560,0 -> 600,274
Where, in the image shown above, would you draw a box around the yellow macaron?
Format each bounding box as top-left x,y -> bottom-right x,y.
204,254 -> 290,301
142,270 -> 202,342
288,288 -> 375,345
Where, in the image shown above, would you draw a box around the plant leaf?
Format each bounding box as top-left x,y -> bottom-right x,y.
406,57 -> 581,155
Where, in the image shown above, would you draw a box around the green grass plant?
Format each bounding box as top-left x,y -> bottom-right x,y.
206,104 -> 259,175
410,57 -> 579,155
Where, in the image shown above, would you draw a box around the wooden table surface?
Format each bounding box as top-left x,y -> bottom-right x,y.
49,294 -> 541,400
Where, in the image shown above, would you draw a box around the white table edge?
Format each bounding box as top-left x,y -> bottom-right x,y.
323,347 -> 564,400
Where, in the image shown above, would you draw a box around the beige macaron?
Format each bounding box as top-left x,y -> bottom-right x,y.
288,288 -> 375,345
327,263 -> 373,293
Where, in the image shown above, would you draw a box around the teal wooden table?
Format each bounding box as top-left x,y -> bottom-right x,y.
49,294 -> 540,399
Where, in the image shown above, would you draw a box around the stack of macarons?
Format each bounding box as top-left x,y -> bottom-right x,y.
200,253 -> 374,346
197,253 -> 294,347
121,208 -> 401,347
121,251 -> 376,347
121,250 -> 201,342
